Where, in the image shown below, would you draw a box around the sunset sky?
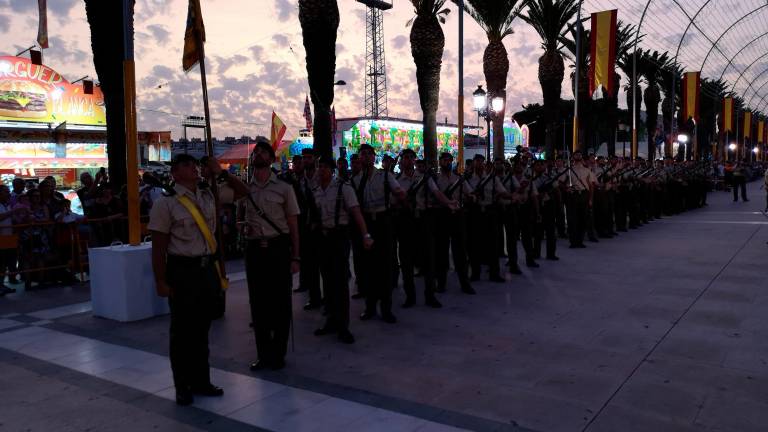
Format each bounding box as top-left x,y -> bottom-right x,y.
3,0 -> 761,142
2,0 -> 551,142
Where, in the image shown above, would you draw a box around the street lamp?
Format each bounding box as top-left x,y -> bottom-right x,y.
491,96 -> 504,113
473,85 -> 491,159
729,143 -> 737,151
677,133 -> 689,144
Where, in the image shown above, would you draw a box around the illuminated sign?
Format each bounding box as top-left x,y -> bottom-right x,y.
341,119 -> 461,157
0,56 -> 106,126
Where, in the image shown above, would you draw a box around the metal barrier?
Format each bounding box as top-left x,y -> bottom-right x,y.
0,215 -> 149,289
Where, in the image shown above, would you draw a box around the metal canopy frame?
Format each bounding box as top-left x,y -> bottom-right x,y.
584,0 -> 768,116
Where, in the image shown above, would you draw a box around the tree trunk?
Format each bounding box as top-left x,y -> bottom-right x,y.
299,0 -> 339,160
644,84 -> 660,160
84,0 -> 133,189
483,40 -> 509,159
410,14 -> 444,167
539,50 -> 564,160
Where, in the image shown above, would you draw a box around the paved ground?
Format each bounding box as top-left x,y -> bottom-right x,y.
1,181 -> 767,432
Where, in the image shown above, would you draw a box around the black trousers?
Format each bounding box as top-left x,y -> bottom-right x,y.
318,228 -> 351,331
434,208 -> 471,290
516,203 -> 536,261
361,212 -> 394,315
502,206 -> 519,268
414,210 -> 437,301
566,191 -> 588,246
732,177 -> 747,201
166,255 -> 220,391
299,226 -> 321,304
534,199 -> 557,258
555,196 -> 567,237
468,206 -> 501,278
246,235 -> 292,364
614,188 -> 628,230
392,210 -> 416,295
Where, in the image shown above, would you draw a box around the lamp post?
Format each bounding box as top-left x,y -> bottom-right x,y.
728,142 -> 737,161
473,85 -> 489,159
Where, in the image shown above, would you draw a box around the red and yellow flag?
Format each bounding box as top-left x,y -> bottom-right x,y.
589,9 -> 618,97
182,0 -> 206,72
757,119 -> 765,144
722,97 -> 734,133
37,0 -> 48,49
270,111 -> 287,152
682,72 -> 700,122
743,111 -> 752,138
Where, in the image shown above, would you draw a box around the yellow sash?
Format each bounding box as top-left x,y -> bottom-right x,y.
175,195 -> 229,291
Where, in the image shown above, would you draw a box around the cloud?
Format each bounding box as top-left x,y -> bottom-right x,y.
249,45 -> 265,60
147,24 -> 171,46
0,14 -> 9,33
48,0 -> 80,16
392,35 -> 408,50
8,0 -> 34,12
274,0 -> 293,22
273,34 -> 290,47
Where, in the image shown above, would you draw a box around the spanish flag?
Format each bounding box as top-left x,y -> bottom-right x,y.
743,111 -> 752,138
757,119 -> 764,144
722,97 -> 734,133
182,0 -> 206,72
589,10 -> 618,97
270,111 -> 287,152
682,72 -> 700,123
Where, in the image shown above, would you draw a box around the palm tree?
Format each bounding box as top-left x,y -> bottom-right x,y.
299,0 -> 340,160
604,22 -> 640,156
409,0 -> 450,166
637,49 -> 671,160
461,0 -> 528,158
84,0 -> 133,189
659,62 -> 682,157
619,54 -> 643,153
699,79 -> 726,159
521,0 -> 579,159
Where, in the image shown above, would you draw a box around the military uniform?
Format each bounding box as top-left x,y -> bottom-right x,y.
513,173 -> 538,266
499,173 -> 522,274
149,183 -> 220,397
243,173 -> 300,368
353,168 -> 402,322
467,172 -> 507,280
312,177 -> 359,337
566,163 -> 595,247
434,170 -> 473,292
297,171 -> 322,307
532,170 -> 560,260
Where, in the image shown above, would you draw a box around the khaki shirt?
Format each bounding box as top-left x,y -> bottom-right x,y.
244,173 -> 300,239
352,168 -> 403,213
571,163 -> 596,191
435,172 -> 472,207
498,174 -> 521,206
312,177 -> 359,229
514,175 -> 538,203
467,174 -> 507,206
148,184 -> 216,257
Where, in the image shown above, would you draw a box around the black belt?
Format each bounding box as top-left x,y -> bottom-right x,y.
167,254 -> 216,268
248,235 -> 288,248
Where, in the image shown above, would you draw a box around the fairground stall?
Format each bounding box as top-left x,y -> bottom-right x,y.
0,55 -> 107,189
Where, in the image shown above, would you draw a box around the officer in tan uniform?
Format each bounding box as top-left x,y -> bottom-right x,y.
566,150 -> 596,248
208,140 -> 301,371
312,156 -> 373,344
353,144 -> 406,323
150,154 -> 228,406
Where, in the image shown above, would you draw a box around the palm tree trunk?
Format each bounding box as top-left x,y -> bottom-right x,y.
644,84 -> 660,160
410,13 -> 444,166
299,0 -> 340,160
483,40 -> 509,159
84,0 -> 133,189
539,50 -> 564,159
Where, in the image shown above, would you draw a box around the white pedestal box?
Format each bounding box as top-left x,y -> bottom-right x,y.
89,243 -> 169,322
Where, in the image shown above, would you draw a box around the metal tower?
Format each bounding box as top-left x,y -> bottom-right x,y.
357,0 -> 392,118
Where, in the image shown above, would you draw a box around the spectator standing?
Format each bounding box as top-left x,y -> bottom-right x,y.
0,185 -> 22,295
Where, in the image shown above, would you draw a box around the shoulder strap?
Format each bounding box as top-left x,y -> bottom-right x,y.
334,181 -> 345,228
175,195 -> 229,290
242,190 -> 286,235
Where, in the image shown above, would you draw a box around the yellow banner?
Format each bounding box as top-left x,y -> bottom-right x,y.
589,10 -> 618,97
683,72 -> 699,122
759,120 -> 765,144
723,98 -> 733,132
743,111 -> 752,138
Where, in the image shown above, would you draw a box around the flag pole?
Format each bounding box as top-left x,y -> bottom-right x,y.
457,0 -> 464,172
195,18 -> 228,282
123,0 -> 140,246
572,1 -> 583,154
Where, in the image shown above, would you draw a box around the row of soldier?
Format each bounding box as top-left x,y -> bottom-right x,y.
149,141 -> 713,405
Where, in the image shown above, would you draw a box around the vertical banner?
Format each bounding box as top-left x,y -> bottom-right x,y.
182,0 -> 205,72
743,110 -> 752,138
588,9 -> 618,97
722,97 -> 734,133
758,119 -> 765,144
37,0 -> 48,49
270,111 -> 287,151
682,71 -> 700,122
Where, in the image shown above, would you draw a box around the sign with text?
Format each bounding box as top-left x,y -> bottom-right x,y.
0,56 -> 106,126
